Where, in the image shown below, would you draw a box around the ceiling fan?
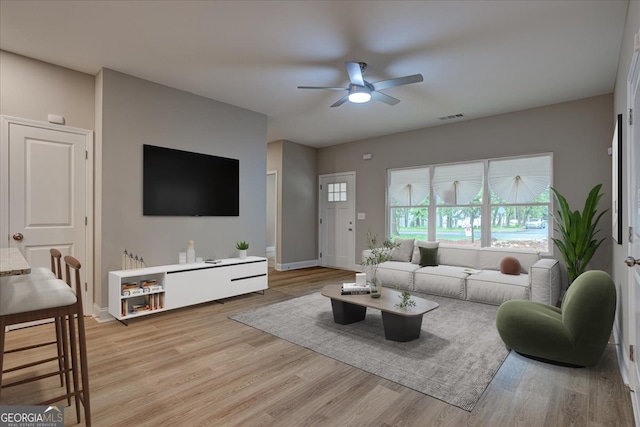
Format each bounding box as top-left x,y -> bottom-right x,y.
298,61 -> 423,107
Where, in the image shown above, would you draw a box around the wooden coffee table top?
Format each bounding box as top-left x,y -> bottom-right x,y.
321,284 -> 439,318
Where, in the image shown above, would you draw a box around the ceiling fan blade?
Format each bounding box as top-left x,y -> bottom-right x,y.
345,62 -> 365,86
297,86 -> 348,91
371,91 -> 400,106
330,95 -> 349,108
371,74 -> 424,91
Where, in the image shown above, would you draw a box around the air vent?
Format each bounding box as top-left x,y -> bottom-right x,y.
438,113 -> 465,121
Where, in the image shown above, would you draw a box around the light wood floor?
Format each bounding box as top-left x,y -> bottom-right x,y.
1,267 -> 635,426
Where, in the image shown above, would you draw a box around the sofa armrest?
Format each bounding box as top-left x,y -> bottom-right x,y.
529,258 -> 561,305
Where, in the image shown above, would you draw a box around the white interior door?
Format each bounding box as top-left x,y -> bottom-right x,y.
319,172 -> 355,270
627,39 -> 640,403
1,117 -> 91,310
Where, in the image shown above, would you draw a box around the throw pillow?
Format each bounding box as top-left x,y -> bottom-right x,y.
419,246 -> 438,267
391,238 -> 415,262
411,241 -> 439,264
500,256 -> 521,275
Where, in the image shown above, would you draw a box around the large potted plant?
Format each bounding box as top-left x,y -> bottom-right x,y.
550,184 -> 608,284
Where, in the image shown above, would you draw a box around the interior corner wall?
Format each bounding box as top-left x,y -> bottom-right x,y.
267,140 -> 283,265
281,140 -> 318,267
100,68 -> 267,307
318,94 -> 614,273
267,140 -> 318,269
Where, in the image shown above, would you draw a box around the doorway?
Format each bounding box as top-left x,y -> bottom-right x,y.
1,116 -> 94,312
267,170 -> 277,268
318,172 -> 356,270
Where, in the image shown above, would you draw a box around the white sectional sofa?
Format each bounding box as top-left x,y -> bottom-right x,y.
363,241 -> 561,306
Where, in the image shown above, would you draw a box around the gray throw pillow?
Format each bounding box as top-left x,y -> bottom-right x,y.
419,246 -> 439,267
390,238 -> 415,262
411,241 -> 439,264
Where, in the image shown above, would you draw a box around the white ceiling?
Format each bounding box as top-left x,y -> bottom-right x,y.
0,1 -> 629,148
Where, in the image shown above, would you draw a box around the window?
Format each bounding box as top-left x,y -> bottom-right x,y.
387,154 -> 552,252
433,162 -> 483,247
488,156 -> 551,252
388,167 -> 429,240
327,182 -> 347,202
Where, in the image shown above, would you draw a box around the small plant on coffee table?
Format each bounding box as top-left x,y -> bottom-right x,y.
235,241 -> 249,250
396,291 -> 416,309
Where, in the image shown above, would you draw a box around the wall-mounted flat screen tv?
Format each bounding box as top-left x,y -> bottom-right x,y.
143,144 -> 239,216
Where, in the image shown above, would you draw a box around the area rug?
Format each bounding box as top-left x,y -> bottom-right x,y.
230,291 -> 510,411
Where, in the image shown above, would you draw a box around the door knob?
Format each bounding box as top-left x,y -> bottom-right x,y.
12,232 -> 24,241
625,256 -> 640,267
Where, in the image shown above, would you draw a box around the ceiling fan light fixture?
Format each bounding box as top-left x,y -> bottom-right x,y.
348,85 -> 371,103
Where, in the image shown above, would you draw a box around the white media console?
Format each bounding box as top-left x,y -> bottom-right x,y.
108,256 -> 268,321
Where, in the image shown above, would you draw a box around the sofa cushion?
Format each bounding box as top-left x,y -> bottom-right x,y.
500,256 -> 521,275
438,245 -> 479,268
391,238 -> 415,262
411,241 -> 439,264
419,246 -> 438,267
478,247 -> 539,273
375,261 -> 420,291
414,265 -> 468,299
466,270 -> 529,305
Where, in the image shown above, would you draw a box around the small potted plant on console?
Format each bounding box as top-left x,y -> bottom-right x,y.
236,241 -> 249,259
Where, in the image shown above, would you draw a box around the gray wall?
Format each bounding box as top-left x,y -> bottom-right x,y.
612,0 -> 640,372
318,94 -> 614,275
99,69 -> 267,305
0,51 -> 95,131
267,140 -> 318,268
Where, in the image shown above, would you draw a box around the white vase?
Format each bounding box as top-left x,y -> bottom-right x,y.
238,249 -> 247,259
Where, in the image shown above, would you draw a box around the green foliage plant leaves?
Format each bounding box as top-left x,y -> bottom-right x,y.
550,184 -> 607,283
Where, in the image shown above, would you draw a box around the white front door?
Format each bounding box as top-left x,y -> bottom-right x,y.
626,40 -> 640,404
319,172 -> 356,270
1,117 -> 92,310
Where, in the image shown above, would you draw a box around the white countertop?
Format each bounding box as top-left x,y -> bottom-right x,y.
0,248 -> 31,277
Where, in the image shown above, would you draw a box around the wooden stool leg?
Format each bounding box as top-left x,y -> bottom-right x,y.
60,316 -> 72,406
0,316 -> 5,399
68,314 -> 81,424
77,314 -> 91,426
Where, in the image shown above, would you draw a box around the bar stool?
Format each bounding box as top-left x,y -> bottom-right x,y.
0,249 -> 69,394
0,255 -> 91,426
63,255 -> 91,426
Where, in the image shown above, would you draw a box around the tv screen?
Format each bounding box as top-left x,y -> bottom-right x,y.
143,144 -> 239,216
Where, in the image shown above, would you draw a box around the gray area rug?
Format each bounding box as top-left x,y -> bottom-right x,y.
230,291 -> 509,411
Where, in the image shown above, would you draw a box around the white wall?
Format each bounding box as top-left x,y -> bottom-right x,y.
318,94 -> 614,275
98,68 -> 267,309
0,51 -> 95,130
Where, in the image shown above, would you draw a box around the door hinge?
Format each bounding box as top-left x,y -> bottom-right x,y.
85,216 -> 88,226
631,345 -> 635,362
320,252 -> 322,258
85,282 -> 88,292
85,150 -> 88,159
630,109 -> 634,126
630,227 -> 634,243
320,218 -> 322,224
320,184 -> 322,190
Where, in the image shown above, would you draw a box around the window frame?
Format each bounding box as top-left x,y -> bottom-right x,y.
386,153 -> 553,254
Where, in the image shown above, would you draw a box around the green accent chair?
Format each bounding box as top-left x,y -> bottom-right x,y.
496,270 -> 616,367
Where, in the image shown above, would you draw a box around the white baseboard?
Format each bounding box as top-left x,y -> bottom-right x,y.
275,259 -> 318,271
92,303 -> 114,323
613,319 -> 638,426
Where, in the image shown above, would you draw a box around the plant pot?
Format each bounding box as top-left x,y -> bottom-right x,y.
238,249 -> 247,259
